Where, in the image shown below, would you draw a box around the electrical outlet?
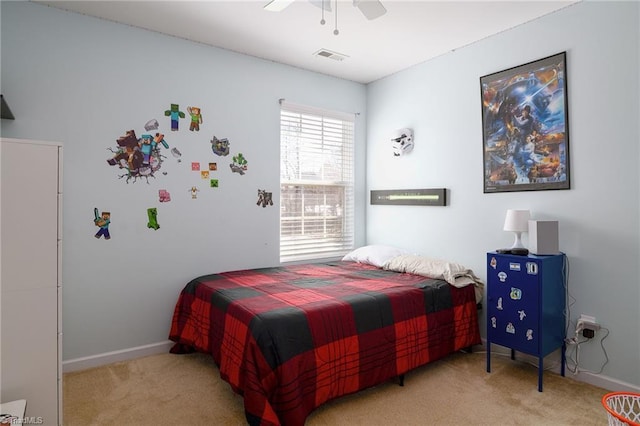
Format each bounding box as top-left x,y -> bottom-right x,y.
579,314 -> 596,325
576,314 -> 600,338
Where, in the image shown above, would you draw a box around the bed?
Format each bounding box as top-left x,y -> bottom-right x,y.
169,251 -> 482,426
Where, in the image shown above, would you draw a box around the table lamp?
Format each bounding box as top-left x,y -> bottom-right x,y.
503,209 -> 530,249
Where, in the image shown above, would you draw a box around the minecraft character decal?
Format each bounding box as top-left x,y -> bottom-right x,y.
187,106 -> 203,131
140,134 -> 154,165
210,179 -> 218,188
106,129 -> 170,183
189,186 -> 200,199
107,130 -> 143,170
147,208 -> 160,230
211,136 -> 230,156
159,189 -> 171,202
257,190 -> 273,207
230,153 -> 248,175
164,104 -> 185,131
94,208 -> 111,240
191,162 -> 200,171
201,171 -> 209,179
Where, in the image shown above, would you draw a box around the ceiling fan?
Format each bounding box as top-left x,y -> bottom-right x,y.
264,0 -> 387,21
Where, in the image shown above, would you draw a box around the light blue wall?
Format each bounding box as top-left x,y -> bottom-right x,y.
2,0 -> 638,391
366,1 -> 639,389
0,2 -> 367,360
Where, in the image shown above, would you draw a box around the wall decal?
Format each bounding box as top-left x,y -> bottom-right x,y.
208,162 -> 217,171
159,189 -> 171,202
187,106 -> 203,131
93,208 -> 111,240
230,153 -> 248,175
164,103 -> 185,131
211,136 -> 230,156
171,147 -> 182,163
144,118 -> 159,131
201,170 -> 209,179
189,186 -> 200,199
257,190 -> 273,207
147,208 -> 160,230
210,179 -> 219,188
140,133 -> 168,166
107,129 -> 170,183
191,162 -> 200,171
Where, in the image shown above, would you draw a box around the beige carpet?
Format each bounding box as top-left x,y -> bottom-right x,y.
63,351 -> 610,425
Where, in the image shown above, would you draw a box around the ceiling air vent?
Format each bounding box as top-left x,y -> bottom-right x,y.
313,49 -> 349,62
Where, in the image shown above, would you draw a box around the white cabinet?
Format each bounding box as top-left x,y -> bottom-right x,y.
1,138 -> 62,425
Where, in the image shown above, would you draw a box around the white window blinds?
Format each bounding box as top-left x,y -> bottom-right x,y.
279,101 -> 355,262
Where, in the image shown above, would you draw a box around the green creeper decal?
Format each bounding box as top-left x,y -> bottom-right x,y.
147,207 -> 160,230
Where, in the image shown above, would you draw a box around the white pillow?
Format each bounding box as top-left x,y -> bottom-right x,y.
383,254 -> 484,289
342,245 -> 411,268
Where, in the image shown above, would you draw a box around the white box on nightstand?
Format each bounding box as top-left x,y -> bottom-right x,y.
528,220 -> 559,255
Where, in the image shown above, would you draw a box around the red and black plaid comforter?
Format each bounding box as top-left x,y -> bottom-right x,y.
169,261 -> 480,425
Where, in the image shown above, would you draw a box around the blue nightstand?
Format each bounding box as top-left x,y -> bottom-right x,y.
486,252 -> 566,391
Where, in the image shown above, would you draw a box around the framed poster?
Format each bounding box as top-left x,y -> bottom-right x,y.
480,52 -> 570,193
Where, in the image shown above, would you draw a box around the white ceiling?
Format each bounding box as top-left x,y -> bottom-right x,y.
35,0 -> 579,84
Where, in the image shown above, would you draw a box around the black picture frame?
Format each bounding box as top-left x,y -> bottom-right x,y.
480,52 -> 570,193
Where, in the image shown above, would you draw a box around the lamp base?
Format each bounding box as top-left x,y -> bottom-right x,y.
510,232 -> 525,249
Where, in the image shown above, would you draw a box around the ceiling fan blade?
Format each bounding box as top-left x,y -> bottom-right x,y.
353,0 -> 386,20
309,0 -> 332,12
264,0 -> 296,12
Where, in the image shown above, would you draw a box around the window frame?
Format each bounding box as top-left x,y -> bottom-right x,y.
279,101 -> 355,263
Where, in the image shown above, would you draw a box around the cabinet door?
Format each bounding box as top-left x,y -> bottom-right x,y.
487,255 -> 541,355
1,141 -> 59,292
1,139 -> 61,425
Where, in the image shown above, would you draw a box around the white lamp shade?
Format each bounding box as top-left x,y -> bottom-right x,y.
503,209 -> 530,232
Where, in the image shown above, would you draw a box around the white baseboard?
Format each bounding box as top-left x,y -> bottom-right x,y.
480,339 -> 640,393
62,340 -> 174,373
564,368 -> 640,393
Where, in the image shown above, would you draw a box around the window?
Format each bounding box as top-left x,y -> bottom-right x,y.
279,101 -> 355,262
